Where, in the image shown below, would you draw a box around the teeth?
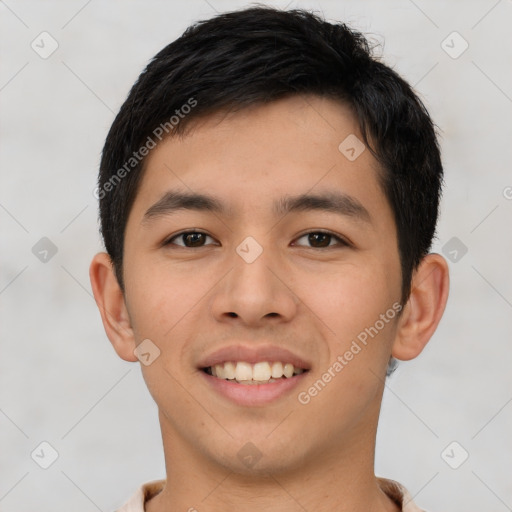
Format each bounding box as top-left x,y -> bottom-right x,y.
271,362 -> 283,378
235,362 -> 253,381
283,363 -> 294,378
253,362 -> 271,381
214,364 -> 225,379
223,361 -> 236,380
237,378 -> 279,385
207,361 -> 306,382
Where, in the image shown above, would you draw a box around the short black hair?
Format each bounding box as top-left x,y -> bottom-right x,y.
97,5 -> 443,306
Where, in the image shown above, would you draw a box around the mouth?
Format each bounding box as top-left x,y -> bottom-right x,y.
201,360 -> 309,385
200,362 -> 309,406
197,345 -> 311,405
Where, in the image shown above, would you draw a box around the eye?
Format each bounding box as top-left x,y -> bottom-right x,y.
163,230 -> 349,249
164,231 -> 217,248
292,231 -> 349,249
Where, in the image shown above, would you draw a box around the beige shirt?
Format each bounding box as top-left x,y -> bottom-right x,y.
116,478 -> 426,511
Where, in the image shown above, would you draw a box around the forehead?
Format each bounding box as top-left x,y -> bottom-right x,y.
128,95 -> 391,227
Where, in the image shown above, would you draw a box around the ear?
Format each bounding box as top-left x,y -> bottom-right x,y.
392,253 -> 450,361
89,252 -> 138,362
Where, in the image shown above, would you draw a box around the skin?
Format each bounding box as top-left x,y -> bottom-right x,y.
90,95 -> 449,512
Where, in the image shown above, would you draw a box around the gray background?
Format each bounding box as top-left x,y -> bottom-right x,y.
1,0 -> 511,511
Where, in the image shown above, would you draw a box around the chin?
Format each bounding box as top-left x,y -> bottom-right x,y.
209,437 -> 306,477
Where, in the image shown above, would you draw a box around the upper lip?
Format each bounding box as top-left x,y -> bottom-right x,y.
198,344 -> 311,370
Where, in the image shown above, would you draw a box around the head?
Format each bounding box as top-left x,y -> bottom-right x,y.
90,6 -> 449,479
97,6 -> 443,307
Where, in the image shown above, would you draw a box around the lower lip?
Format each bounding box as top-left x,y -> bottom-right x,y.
200,370 -> 308,406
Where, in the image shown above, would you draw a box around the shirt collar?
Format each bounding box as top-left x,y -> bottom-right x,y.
117,477 -> 425,511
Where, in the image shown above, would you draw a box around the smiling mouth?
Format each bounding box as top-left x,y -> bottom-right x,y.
202,361 -> 308,385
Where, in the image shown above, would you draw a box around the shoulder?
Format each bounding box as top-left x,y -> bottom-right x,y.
114,480 -> 165,512
378,477 -> 428,512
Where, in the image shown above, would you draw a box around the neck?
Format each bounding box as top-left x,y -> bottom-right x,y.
146,411 -> 399,512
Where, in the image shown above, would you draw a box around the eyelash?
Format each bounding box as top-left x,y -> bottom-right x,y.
163,230 -> 350,249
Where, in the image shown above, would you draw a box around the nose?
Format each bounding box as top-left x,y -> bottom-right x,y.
210,239 -> 298,327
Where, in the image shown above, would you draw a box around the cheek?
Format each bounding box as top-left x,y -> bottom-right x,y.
295,260 -> 400,379
124,266 -> 206,418
295,262 -> 393,330
123,257 -> 206,341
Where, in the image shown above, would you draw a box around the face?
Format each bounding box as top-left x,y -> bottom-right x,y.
121,95 -> 403,474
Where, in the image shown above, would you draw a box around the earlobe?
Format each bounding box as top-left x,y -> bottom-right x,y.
89,252 -> 138,362
392,253 -> 450,361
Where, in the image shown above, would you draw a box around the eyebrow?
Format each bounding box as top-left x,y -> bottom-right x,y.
142,190 -> 372,225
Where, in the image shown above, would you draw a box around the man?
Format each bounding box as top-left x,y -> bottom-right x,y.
90,6 -> 449,511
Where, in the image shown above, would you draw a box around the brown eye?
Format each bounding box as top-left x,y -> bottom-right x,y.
308,232 -> 331,248
165,231 -> 215,248
293,231 -> 348,249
